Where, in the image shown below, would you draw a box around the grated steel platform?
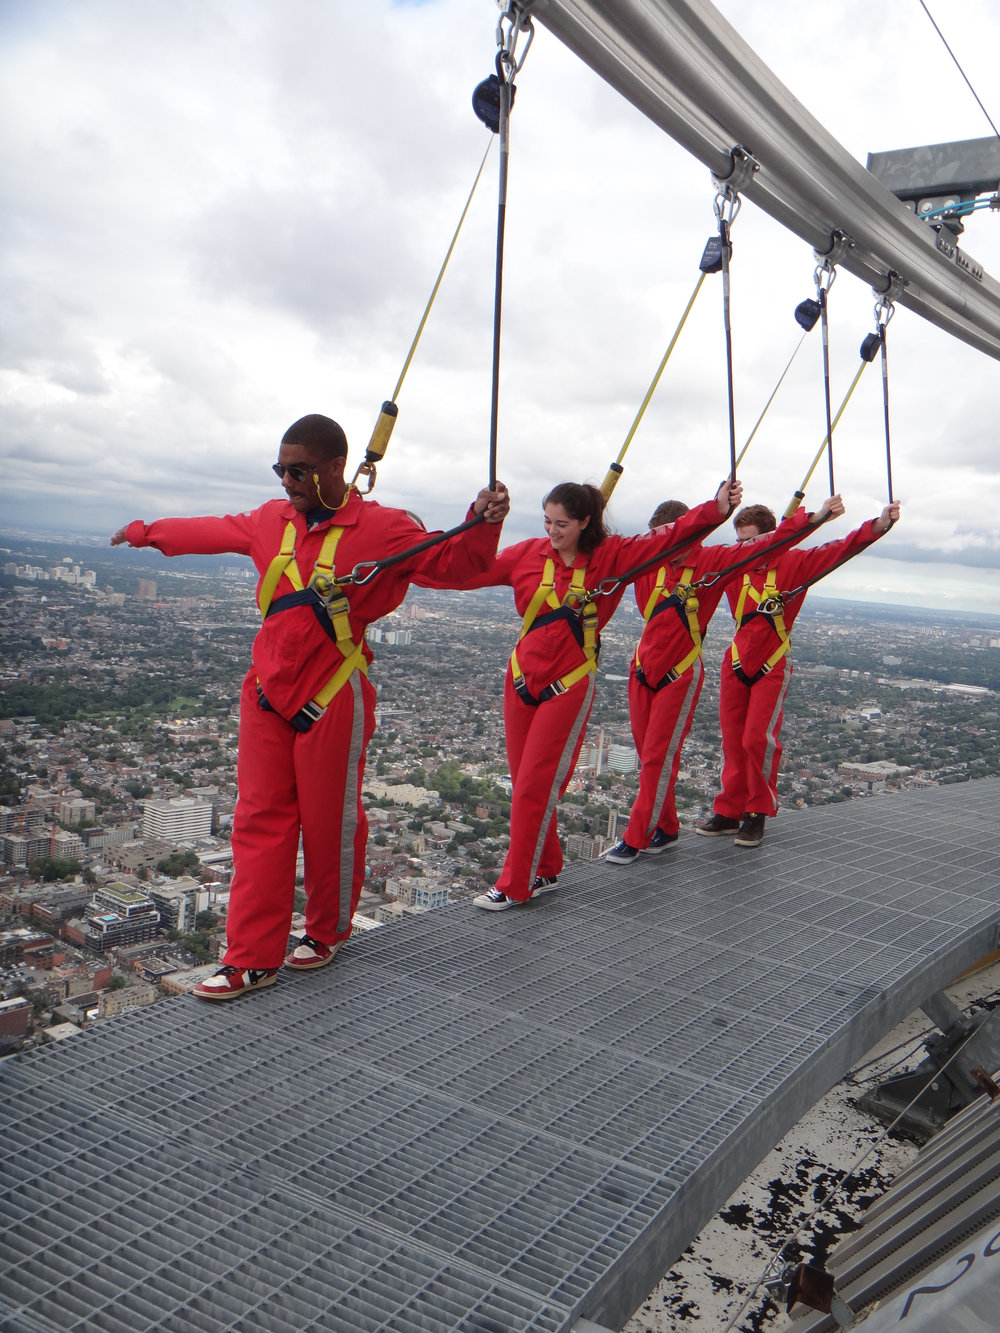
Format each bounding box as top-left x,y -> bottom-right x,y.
2,781 -> 999,1332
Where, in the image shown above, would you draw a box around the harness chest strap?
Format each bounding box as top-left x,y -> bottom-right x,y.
730,566 -> 792,683
510,558 -> 598,701
634,565 -> 702,683
258,521 -> 368,721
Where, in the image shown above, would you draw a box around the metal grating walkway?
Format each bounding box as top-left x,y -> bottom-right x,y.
2,780 -> 999,1332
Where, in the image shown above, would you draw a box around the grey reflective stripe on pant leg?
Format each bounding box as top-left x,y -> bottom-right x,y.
338,672 -> 367,936
645,658 -> 703,841
759,667 -> 791,812
528,674 -> 596,888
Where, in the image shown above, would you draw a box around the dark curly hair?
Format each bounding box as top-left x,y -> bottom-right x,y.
543,482 -> 609,554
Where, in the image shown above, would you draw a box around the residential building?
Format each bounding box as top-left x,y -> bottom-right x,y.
83,882 -> 160,953
147,877 -> 209,933
141,797 -> 213,841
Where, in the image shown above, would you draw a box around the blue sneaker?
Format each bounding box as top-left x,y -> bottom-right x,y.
641,829 -> 679,854
605,839 -> 639,865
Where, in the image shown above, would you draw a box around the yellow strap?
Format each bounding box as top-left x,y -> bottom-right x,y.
258,522 -> 302,619
731,567 -> 792,676
510,561 -> 597,694
258,522 -> 345,621
312,641 -> 369,709
636,566 -> 702,680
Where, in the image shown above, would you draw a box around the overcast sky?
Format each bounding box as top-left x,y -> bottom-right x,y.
3,0 -> 1000,613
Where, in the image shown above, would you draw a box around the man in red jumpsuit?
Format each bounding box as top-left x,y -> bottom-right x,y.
605,494 -> 841,864
696,497 -> 900,849
111,413 -> 509,1000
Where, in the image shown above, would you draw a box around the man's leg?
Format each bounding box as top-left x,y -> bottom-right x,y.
713,658 -> 751,819
295,672 -> 377,946
741,661 -> 791,818
222,674 -> 302,970
493,672 -> 595,900
624,660 -> 703,846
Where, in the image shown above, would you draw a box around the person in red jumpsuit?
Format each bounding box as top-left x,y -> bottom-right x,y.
605,494 -> 841,864
461,476 -> 743,910
111,413 -> 509,999
696,497 -> 901,849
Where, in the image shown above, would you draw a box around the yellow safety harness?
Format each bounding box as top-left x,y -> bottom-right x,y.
510,558 -> 598,705
258,520 -> 368,730
730,565 -> 791,686
633,565 -> 703,690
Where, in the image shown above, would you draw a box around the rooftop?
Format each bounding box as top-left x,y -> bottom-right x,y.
2,780 -> 999,1332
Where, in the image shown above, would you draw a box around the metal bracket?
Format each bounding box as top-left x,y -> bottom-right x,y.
873,268 -> 905,303
711,144 -> 760,198
814,228 -> 854,271
857,992 -> 1000,1140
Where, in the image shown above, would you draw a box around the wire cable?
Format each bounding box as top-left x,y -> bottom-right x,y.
718,1022 -> 991,1332
918,0 -> 1000,137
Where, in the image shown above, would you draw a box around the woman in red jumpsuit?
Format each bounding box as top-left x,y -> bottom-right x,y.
464,477 -> 742,909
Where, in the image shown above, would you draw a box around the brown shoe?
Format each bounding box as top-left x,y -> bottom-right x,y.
696,813 -> 740,837
734,813 -> 766,848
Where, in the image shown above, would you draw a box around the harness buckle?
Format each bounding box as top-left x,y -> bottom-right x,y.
759,596 -> 785,615
290,699 -> 326,733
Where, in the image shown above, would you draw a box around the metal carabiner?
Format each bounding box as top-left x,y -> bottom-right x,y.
342,561 -> 379,587
352,462 -> 377,495
591,577 -> 621,600
759,596 -> 785,616
495,2 -> 534,81
874,275 -> 899,329
711,145 -> 758,225
813,230 -> 852,292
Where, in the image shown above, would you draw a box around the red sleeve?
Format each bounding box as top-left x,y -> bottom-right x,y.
781,517 -> 883,589
409,507 -> 504,589
124,512 -> 258,558
610,497 -> 725,578
438,537 -> 534,591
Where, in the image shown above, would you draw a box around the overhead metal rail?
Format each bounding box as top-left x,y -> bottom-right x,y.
523,0 -> 1000,361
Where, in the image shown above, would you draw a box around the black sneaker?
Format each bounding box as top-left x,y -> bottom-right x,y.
530,876 -> 558,896
605,840 -> 639,865
641,829 -> 679,854
696,813 -> 741,837
734,813 -> 766,848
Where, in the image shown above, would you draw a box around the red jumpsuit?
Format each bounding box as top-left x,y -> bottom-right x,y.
464,500 -> 725,900
123,491 -> 499,967
624,511 -> 812,847
714,517 -> 884,821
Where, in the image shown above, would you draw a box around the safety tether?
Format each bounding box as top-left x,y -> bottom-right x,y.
351,138 -> 495,493
588,512 -> 729,602
690,509 -> 834,594
711,147 -> 760,483
735,290 -> 821,471
874,290 -> 897,502
599,148 -> 757,503
782,323 -> 880,520
812,233 -> 852,498
483,2 -> 533,490
334,9 -> 535,589
599,272 -> 707,500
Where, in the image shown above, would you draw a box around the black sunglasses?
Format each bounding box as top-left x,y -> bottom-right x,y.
272,462 -> 315,483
